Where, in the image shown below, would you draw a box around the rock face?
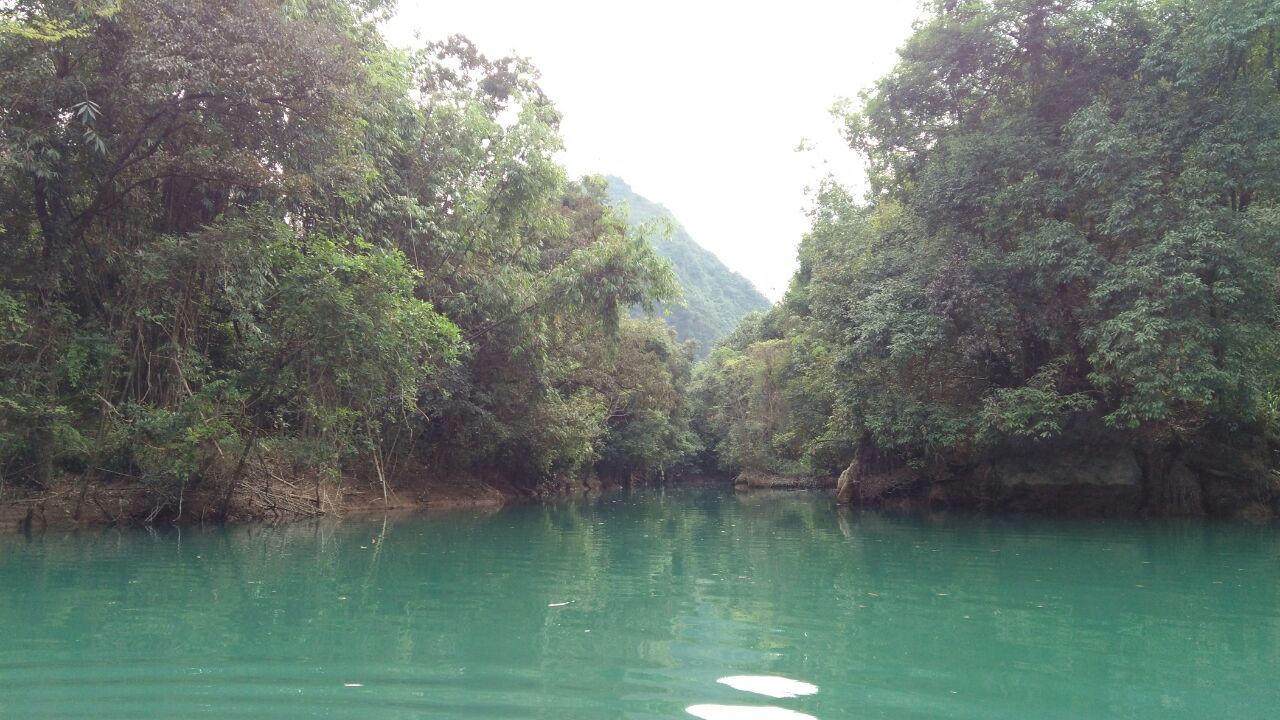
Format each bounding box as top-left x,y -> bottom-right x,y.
835,462 -> 915,506
736,471 -> 836,490
1144,459 -> 1204,516
1181,433 -> 1277,518
835,427 -> 1278,519
987,444 -> 1144,515
993,446 -> 1142,487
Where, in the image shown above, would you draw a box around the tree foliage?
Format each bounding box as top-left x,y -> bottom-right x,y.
0,0 -> 692,500
695,0 -> 1280,479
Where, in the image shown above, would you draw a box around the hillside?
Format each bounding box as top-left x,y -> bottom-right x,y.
605,177 -> 771,355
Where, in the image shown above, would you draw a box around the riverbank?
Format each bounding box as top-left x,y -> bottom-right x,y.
0,471 -> 647,534
834,432 -> 1280,521
733,470 -> 837,491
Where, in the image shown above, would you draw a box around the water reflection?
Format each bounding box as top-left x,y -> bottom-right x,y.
687,705 -> 818,720
717,676 -> 818,698
0,487 -> 1278,719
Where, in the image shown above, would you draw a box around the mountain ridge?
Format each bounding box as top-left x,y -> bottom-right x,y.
604,176 -> 771,355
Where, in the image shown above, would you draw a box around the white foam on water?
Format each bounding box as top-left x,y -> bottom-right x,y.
686,705 -> 817,720
716,676 -> 819,698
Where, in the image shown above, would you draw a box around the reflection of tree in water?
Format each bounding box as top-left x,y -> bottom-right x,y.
2,489 -> 1280,718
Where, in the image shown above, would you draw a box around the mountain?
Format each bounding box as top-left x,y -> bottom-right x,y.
604,176 -> 772,356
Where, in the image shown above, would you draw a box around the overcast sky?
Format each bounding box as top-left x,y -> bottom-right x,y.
386,1 -> 922,301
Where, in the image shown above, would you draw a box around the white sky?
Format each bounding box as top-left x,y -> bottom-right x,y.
386,1 -> 922,301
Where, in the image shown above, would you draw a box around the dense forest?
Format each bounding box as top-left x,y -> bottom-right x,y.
0,0 -> 704,520
4,0 -> 1280,524
605,177 -> 771,356
694,0 -> 1280,517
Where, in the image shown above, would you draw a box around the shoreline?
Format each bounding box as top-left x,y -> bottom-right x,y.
0,475 -> 540,534
7,467 -> 1276,535
0,473 -> 740,534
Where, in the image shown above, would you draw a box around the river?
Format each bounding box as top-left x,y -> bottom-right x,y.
1,487 -> 1278,718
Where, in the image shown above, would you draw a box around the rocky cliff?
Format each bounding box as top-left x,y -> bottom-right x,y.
836,422 -> 1278,519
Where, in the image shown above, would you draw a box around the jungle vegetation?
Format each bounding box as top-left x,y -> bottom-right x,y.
6,0 -> 1280,518
693,0 -> 1280,495
0,0 -> 702,510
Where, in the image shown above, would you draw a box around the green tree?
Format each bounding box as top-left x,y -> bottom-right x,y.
0,0 -> 696,518
697,0 -> 1280,509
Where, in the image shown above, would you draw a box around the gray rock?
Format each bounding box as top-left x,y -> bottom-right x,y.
994,445 -> 1142,487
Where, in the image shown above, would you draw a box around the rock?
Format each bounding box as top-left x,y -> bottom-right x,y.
834,462 -> 915,506
1182,433 -> 1276,517
834,432 -> 923,506
988,444 -> 1143,515
735,471 -> 835,490
835,463 -> 857,505
994,445 -> 1142,487
830,425 -> 1274,517
1147,461 -> 1203,516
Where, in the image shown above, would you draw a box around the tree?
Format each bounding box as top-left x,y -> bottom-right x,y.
696,0 -> 1280,507
0,0 -> 696,517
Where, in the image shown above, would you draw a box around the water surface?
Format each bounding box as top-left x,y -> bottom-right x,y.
2,487 -> 1278,719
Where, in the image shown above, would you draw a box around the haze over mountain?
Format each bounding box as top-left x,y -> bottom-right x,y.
606,177 -> 772,356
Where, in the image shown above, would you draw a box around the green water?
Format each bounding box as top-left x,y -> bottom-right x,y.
1,488 -> 1278,719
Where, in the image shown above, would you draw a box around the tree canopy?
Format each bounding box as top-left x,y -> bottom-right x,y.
693,0 -> 1280,502
0,0 -> 700,511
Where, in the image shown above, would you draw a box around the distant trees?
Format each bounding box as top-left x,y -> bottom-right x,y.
0,0 -> 696,507
694,0 -> 1280,488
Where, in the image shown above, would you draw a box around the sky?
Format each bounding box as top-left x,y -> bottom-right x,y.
386,1 -> 923,301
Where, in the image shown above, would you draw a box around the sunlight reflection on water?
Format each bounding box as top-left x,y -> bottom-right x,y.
717,675 -> 819,698
687,704 -> 818,720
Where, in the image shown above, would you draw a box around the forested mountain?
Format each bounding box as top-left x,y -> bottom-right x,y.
605,177 -> 770,355
693,0 -> 1280,517
0,0 -> 701,519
